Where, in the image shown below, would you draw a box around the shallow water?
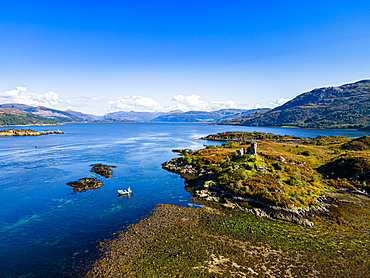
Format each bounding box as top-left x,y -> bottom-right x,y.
0,123 -> 368,277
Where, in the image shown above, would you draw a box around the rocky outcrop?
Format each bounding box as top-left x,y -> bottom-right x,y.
90,163 -> 117,178
0,128 -> 64,136
162,159 -> 213,179
191,181 -> 328,226
162,155 -> 330,226
67,178 -> 103,192
318,154 -> 370,190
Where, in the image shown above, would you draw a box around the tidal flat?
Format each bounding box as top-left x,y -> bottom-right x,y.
87,194 -> 370,278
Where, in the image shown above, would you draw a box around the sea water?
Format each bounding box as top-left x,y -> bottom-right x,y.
0,123 -> 368,277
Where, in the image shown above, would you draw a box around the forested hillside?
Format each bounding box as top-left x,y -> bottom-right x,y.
218,80 -> 370,130
0,108 -> 60,126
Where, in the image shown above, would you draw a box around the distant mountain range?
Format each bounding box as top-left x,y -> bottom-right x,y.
0,108 -> 61,126
0,103 -> 268,126
100,108 -> 269,122
2,79 -> 369,129
151,108 -> 268,122
0,104 -> 85,123
102,111 -> 164,122
218,79 -> 370,130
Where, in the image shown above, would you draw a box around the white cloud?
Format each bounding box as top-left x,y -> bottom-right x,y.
0,86 -> 68,108
211,100 -> 238,110
171,94 -> 208,110
108,96 -> 164,112
169,94 -> 239,111
270,97 -> 291,108
0,86 -> 265,115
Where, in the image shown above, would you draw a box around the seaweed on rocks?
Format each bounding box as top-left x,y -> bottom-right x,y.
90,163 -> 117,178
67,178 -> 103,192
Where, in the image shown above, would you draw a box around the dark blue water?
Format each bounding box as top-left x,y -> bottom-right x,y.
0,123 -> 368,277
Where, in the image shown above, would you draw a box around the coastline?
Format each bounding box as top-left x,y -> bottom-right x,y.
87,133 -> 370,277
0,122 -> 64,128
213,123 -> 368,131
0,128 -> 64,136
86,197 -> 370,277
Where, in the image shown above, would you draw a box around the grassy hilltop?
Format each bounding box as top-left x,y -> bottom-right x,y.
170,131 -> 370,209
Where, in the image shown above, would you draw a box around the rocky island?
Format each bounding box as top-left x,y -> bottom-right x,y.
66,164 -> 117,193
90,163 -> 117,178
0,128 -> 64,136
67,177 -> 103,193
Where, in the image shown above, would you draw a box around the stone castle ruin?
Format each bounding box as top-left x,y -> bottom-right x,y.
237,142 -> 257,156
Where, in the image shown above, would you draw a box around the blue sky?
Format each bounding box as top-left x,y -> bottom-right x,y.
0,0 -> 369,115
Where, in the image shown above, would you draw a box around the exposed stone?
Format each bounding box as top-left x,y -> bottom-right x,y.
0,128 -> 64,136
90,163 -> 117,178
278,156 -> 286,163
67,177 -> 103,192
162,151 -> 329,226
247,142 -> 257,155
236,147 -> 244,157
236,143 -> 257,157
162,159 -> 213,179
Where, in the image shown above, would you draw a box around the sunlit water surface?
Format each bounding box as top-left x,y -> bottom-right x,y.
0,123 -> 368,277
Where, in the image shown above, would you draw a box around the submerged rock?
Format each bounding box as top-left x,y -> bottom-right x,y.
67,177 -> 103,192
90,163 -> 117,178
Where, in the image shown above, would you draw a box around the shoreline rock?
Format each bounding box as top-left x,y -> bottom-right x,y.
0,128 -> 64,136
86,201 -> 370,277
90,163 -> 117,178
162,156 -> 330,226
67,177 -> 103,193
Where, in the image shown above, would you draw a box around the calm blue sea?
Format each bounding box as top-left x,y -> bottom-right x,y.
0,123 -> 368,277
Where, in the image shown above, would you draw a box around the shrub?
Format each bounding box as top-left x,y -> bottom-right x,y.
272,162 -> 284,171
298,150 -> 311,156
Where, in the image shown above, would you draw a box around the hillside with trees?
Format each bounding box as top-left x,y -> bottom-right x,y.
0,103 -> 85,123
151,108 -> 269,122
0,108 -> 61,126
218,80 -> 370,130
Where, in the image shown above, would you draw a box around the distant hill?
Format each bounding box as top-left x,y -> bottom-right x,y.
101,109 -> 269,123
94,118 -> 134,123
65,110 -> 101,121
102,111 -> 164,122
0,104 -> 269,125
0,108 -> 61,126
218,80 -> 370,130
151,108 -> 269,123
0,103 -> 85,123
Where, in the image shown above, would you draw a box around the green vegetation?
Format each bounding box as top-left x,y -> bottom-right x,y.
202,131 -> 303,141
0,108 -> 60,125
88,131 -> 370,277
342,135 -> 370,150
218,79 -> 370,130
0,128 -> 63,136
176,132 -> 369,208
88,202 -> 370,277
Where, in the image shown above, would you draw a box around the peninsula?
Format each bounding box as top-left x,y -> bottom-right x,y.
87,132 -> 370,277
163,132 -> 370,225
0,128 -> 64,136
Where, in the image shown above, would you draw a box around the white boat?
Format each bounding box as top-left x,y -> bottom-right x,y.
117,187 -> 132,195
